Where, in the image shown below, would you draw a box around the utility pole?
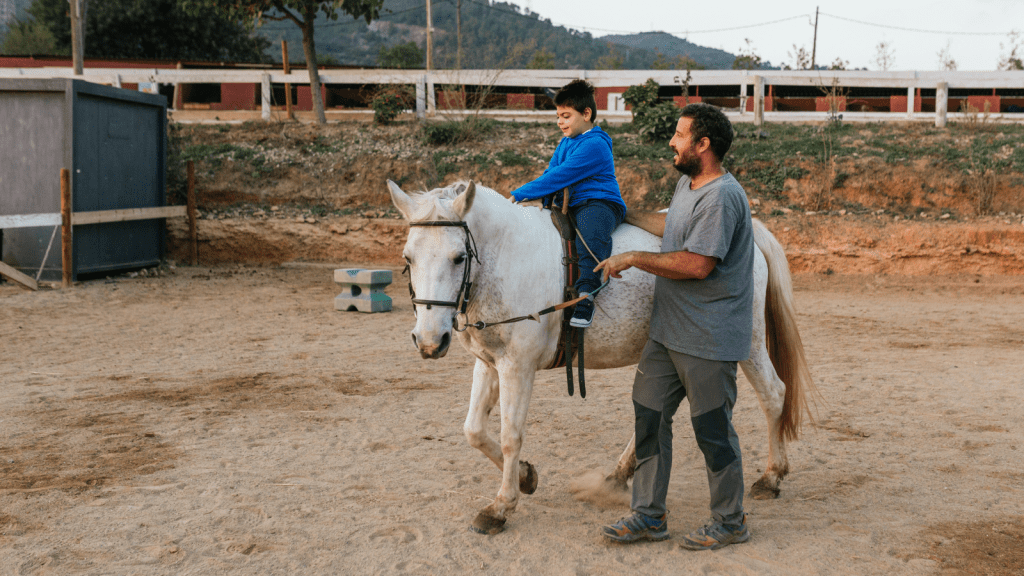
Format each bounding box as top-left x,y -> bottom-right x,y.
810,6 -> 819,70
456,0 -> 462,70
425,0 -> 433,71
69,0 -> 84,75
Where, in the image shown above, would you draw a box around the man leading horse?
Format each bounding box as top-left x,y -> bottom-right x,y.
596,103 -> 755,551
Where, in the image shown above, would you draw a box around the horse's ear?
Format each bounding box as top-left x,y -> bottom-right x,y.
452,181 -> 476,218
387,180 -> 416,220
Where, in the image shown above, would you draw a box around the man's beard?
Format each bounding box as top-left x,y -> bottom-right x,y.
673,148 -> 700,178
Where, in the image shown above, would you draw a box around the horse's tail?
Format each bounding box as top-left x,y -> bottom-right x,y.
752,219 -> 819,442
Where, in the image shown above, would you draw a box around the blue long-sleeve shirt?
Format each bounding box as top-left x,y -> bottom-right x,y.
510,126 -> 626,219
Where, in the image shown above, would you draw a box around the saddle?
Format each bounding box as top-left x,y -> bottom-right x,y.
544,189 -> 587,398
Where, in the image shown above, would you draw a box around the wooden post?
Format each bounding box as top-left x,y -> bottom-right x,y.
187,160 -> 198,266
425,0 -> 433,71
753,76 -> 764,126
936,81 -> 948,128
739,81 -> 747,114
60,168 -> 72,287
70,0 -> 83,75
282,41 -> 293,120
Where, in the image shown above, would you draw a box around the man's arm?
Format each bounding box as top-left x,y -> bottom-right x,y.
595,250 -> 716,282
624,209 -> 667,237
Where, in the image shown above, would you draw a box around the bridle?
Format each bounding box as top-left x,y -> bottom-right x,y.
403,220 -> 481,330
402,217 -> 608,334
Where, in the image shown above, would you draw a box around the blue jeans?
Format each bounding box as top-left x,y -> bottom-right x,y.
571,199 -> 623,296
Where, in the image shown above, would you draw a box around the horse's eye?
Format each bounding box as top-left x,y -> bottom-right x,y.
453,255 -> 466,265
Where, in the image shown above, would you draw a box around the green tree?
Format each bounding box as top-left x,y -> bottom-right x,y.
185,0 -> 385,125
526,47 -> 554,69
595,44 -> 623,70
17,0 -> 268,61
732,38 -> 762,70
377,41 -> 422,68
0,18 -> 60,55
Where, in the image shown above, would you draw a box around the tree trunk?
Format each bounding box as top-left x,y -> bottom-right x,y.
300,9 -> 326,125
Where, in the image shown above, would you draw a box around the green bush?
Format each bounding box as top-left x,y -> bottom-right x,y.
635,101 -> 680,142
623,79 -> 679,142
623,79 -> 660,111
370,88 -> 407,125
421,118 -> 498,146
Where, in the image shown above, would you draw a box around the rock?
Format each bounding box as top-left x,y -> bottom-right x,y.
295,216 -> 306,223
839,209 -> 847,216
271,206 -> 280,212
941,214 -> 951,219
329,224 -> 349,235
780,208 -> 793,214
750,198 -> 761,206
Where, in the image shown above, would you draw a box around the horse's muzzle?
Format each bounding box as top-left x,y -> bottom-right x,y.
412,331 -> 451,359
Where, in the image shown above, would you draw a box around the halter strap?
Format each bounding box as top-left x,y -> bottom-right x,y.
405,220 -> 480,318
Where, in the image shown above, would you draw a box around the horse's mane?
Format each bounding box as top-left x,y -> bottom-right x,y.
407,180 -> 508,222
407,181 -> 472,222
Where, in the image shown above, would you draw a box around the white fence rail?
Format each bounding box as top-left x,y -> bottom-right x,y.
2,67 -> 1022,125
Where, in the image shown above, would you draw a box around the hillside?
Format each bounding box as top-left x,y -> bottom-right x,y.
600,31 -> 737,69
254,0 -> 737,70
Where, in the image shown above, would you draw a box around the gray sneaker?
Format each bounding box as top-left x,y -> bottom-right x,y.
601,511 -> 669,542
678,515 -> 750,550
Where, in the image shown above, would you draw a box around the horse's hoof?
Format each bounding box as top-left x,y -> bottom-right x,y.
470,512 -> 506,535
519,461 -> 539,495
750,477 -> 781,500
603,474 -> 629,493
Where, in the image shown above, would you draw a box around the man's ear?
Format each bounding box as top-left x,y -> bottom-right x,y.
696,137 -> 712,155
584,107 -> 593,122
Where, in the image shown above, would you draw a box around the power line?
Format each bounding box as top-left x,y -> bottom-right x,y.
820,11 -> 1012,37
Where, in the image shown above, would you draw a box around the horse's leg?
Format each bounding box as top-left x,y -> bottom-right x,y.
463,360 -> 539,491
604,433 -> 636,492
740,343 -> 789,499
470,361 -> 537,535
464,359 -> 502,468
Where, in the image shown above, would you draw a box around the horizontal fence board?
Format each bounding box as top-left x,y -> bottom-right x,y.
0,213 -> 61,229
3,68 -> 1024,89
72,206 -> 186,225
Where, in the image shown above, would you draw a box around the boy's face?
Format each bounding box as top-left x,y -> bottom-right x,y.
556,105 -> 592,138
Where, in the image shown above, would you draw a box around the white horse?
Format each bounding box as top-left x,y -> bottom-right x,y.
388,180 -> 814,535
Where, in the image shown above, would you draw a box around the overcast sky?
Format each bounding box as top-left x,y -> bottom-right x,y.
503,0 -> 1022,71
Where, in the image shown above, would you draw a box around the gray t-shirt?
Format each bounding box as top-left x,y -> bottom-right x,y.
649,172 -> 754,361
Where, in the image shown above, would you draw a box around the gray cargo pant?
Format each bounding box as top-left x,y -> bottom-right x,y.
630,338 -> 745,526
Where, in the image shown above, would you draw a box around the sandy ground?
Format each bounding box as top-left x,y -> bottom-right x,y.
1,265 -> 1023,575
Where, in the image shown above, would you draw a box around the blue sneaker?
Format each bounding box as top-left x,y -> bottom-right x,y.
602,511 -> 669,542
569,299 -> 594,328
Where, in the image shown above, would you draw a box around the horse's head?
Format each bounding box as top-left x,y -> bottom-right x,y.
388,180 -> 477,360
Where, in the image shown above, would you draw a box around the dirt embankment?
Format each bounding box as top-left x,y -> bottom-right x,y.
167,121 -> 1024,275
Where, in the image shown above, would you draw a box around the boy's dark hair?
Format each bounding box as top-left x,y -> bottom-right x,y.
679,103 -> 733,160
554,79 -> 598,122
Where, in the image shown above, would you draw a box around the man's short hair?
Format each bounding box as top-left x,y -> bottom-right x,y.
555,79 -> 598,122
680,103 -> 733,160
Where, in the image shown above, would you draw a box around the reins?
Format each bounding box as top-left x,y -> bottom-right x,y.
401,218 -> 609,333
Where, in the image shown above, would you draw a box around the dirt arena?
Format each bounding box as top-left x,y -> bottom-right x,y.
1,260 -> 1022,576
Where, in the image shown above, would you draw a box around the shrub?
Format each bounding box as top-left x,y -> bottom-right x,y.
370,87 -> 408,125
421,117 -> 499,146
635,101 -> 680,142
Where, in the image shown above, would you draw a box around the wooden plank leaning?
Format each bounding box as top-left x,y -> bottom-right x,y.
0,261 -> 38,291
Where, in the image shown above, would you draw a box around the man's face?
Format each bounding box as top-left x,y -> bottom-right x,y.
556,105 -> 591,138
669,116 -> 701,177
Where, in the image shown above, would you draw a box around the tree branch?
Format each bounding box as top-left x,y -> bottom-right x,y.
271,1 -> 305,26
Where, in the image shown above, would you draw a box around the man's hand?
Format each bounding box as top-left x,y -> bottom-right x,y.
594,252 -> 636,282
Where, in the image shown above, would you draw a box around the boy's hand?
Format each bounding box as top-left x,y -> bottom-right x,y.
594,252 -> 635,282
